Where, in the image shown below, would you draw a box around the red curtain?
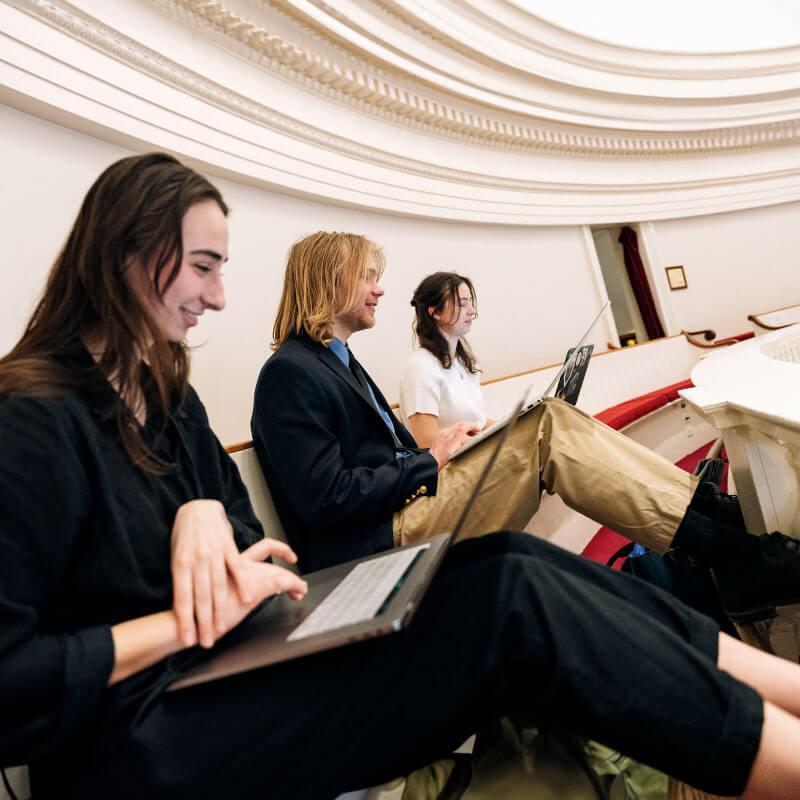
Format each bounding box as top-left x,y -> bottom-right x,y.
618,226 -> 665,340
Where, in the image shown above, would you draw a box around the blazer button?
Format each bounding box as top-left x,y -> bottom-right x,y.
419,485 -> 427,495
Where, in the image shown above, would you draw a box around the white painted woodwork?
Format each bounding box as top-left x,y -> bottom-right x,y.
682,326 -> 800,536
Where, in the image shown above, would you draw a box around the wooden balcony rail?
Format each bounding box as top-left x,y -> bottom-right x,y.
681,329 -> 744,349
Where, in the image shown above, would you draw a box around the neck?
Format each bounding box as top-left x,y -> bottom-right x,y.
81,331 -> 147,423
441,329 -> 459,359
328,320 -> 352,343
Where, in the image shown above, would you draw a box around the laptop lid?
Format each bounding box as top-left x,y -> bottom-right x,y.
555,344 -> 594,406
452,301 -> 609,459
524,300 -> 609,407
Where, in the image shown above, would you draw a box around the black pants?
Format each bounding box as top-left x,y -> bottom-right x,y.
61,533 -> 763,799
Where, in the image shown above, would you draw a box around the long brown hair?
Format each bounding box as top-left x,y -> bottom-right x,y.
0,152 -> 228,471
272,231 -> 385,349
410,272 -> 479,373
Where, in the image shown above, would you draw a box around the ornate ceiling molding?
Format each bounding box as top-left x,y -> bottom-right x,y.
10,0 -> 800,165
377,0 -> 800,80
155,0 -> 800,156
5,0 -> 800,224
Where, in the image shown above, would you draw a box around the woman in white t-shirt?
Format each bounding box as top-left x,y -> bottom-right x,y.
400,272 -> 491,447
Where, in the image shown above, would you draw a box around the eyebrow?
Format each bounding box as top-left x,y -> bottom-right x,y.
189,249 -> 228,263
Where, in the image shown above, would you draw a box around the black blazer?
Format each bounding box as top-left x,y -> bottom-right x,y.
251,333 -> 438,572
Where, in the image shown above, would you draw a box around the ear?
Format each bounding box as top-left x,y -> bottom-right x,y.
428,306 -> 439,321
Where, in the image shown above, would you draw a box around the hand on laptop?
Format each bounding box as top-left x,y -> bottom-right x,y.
429,421 -> 481,470
171,500 -> 306,648
210,538 -> 308,645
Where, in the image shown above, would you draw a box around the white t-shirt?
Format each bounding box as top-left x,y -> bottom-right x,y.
399,347 -> 486,429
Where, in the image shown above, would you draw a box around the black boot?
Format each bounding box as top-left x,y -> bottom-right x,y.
690,481 -> 745,531
694,456 -> 725,487
670,509 -> 757,567
712,533 -> 800,622
672,512 -> 800,622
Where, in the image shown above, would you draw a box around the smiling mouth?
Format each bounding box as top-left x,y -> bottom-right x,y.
181,308 -> 201,327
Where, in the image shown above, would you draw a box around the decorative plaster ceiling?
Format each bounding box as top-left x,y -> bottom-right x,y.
182,0 -> 800,137
515,0 -> 800,54
3,0 -> 800,223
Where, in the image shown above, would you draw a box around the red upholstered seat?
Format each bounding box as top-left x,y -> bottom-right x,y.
593,333 -> 753,431
594,379 -> 693,431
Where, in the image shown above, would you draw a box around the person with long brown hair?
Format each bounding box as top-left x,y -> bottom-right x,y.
400,271 -> 485,447
6,160 -> 800,799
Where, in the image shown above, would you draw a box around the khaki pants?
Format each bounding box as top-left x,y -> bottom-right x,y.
393,398 -> 698,554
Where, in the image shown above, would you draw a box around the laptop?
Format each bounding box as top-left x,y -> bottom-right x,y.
555,344 -> 594,405
168,368 -> 531,691
451,301 -> 608,459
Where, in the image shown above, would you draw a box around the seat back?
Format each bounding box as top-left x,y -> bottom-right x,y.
1,766 -> 29,800
228,446 -> 289,545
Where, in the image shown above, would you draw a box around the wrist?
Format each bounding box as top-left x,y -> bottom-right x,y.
109,609 -> 187,686
428,446 -> 447,471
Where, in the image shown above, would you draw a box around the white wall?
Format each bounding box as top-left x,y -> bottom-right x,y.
1,109 -> 133,358
1,105 -> 604,443
5,102 -> 800,443
652,204 -> 800,339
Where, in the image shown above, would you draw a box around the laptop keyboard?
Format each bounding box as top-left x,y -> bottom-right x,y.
287,544 -> 430,641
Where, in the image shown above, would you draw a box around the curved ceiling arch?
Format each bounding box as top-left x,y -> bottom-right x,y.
508,0 -> 800,55
4,0 -> 800,224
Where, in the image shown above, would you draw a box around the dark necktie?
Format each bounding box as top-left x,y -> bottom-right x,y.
349,357 -> 405,450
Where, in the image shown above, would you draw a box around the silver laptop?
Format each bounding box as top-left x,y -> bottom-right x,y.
451,301 -> 609,459
168,532 -> 450,690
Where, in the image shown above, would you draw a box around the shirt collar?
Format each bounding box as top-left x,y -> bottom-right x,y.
328,337 -> 350,368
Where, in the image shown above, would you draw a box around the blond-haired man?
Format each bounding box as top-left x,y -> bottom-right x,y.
252,231 -> 800,623
252,232 -> 466,571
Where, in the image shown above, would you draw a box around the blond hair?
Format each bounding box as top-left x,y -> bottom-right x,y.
272,231 -> 385,348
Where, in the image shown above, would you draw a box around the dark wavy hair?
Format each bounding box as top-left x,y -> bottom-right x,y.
0,152 -> 228,472
410,272 -> 479,373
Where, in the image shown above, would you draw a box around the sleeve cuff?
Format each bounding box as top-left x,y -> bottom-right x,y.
61,625 -> 115,734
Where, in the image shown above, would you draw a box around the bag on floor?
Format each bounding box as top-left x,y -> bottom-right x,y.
401,717 -> 667,800
606,544 -> 736,637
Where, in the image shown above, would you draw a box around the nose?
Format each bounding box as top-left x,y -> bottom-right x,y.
372,281 -> 385,298
203,272 -> 226,311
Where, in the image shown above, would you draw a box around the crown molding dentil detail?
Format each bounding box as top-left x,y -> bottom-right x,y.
3,0 -> 800,224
